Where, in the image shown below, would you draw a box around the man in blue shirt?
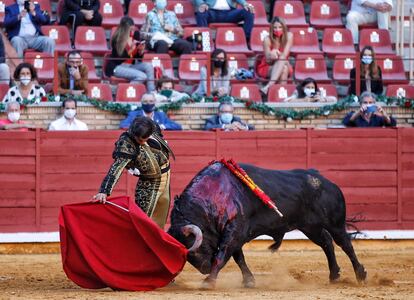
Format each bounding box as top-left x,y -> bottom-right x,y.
343,91 -> 396,127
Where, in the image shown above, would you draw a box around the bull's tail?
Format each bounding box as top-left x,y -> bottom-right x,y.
346,213 -> 365,239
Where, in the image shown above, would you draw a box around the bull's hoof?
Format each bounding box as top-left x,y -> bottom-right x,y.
356,265 -> 367,283
201,278 -> 216,289
329,272 -> 341,283
243,276 -> 256,288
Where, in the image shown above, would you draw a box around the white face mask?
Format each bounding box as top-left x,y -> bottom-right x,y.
304,87 -> 315,97
17,0 -> 25,6
8,112 -> 20,123
20,76 -> 31,86
64,108 -> 76,119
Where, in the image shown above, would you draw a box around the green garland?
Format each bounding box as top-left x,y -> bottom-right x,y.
0,93 -> 413,121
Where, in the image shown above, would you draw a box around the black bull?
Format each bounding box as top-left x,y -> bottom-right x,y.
168,162 -> 367,288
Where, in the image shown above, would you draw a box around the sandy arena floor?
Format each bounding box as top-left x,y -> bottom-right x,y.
0,241 -> 413,300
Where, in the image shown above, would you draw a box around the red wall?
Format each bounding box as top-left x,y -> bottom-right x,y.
0,128 -> 413,233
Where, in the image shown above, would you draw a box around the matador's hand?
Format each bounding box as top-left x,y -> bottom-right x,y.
92,193 -> 107,204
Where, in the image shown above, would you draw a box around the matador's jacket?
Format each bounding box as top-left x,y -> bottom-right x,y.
99,131 -> 172,227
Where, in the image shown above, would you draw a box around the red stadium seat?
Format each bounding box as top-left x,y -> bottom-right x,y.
100,0 -> 124,28
294,54 -> 330,82
290,27 -> 321,55
0,83 -> 9,99
227,53 -> 249,71
332,55 -> 355,84
249,1 -> 268,26
178,54 -> 208,81
267,83 -> 297,102
215,27 -> 252,55
386,84 -> 414,99
359,29 -> 393,55
128,0 -> 154,27
322,28 -> 356,57
167,1 -> 196,27
75,26 -> 109,54
230,83 -> 262,102
310,1 -> 343,29
87,83 -> 113,101
80,52 -> 100,83
142,53 -> 177,80
0,0 -> 14,25
376,55 -> 407,84
272,1 -> 307,27
318,83 -> 338,98
116,83 -> 147,102
24,52 -> 54,83
183,27 -> 214,52
249,27 -> 269,53
41,25 -> 72,53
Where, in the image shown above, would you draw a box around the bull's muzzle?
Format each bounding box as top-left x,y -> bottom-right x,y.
181,224 -> 203,252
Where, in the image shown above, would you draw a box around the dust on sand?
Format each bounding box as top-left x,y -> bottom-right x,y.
0,241 -> 413,300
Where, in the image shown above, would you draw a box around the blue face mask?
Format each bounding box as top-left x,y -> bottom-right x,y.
220,113 -> 233,124
142,103 -> 155,113
155,0 -> 167,10
361,55 -> 373,65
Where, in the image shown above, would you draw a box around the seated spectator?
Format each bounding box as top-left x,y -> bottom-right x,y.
120,93 -> 182,130
58,51 -> 88,96
60,0 -> 102,32
49,98 -> 88,130
284,78 -> 337,103
194,0 -> 254,46
346,0 -> 393,44
204,101 -> 252,131
257,17 -> 293,95
4,0 -> 54,58
343,91 -> 396,127
0,101 -> 35,131
0,35 -> 10,85
2,63 -> 46,103
349,46 -> 383,96
105,17 -> 155,92
154,76 -> 189,102
140,0 -> 192,55
194,48 -> 230,97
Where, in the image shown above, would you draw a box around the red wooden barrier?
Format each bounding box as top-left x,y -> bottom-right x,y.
0,128 -> 413,233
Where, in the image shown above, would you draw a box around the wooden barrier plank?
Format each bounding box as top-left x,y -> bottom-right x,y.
0,131 -> 35,140
402,170 -> 414,188
0,156 -> 35,173
0,190 -> 35,207
321,171 -> 397,187
346,204 -> 397,221
170,156 -> 216,173
41,190 -> 100,207
0,174 -> 35,189
311,128 -> 396,138
168,140 -> 216,156
311,154 -> 397,170
0,208 -> 35,226
40,156 -> 113,174
164,131 -> 216,140
0,140 -> 35,156
40,138 -> 115,156
342,187 -> 397,204
40,173 -> 127,191
402,154 -> 414,171
311,138 -> 397,153
41,130 -> 121,139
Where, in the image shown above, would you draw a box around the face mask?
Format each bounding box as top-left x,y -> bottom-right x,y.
155,0 -> 167,10
142,103 -> 155,113
160,89 -> 173,98
273,29 -> 283,38
220,113 -> 233,124
304,87 -> 315,97
64,108 -> 76,119
214,60 -> 224,68
361,56 -> 373,65
20,76 -> 31,86
8,112 -> 20,123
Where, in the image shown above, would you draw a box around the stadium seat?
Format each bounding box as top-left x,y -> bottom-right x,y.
290,27 -> 321,55
75,26 -> 109,54
41,25 -> 72,53
332,55 -> 355,84
142,53 -> 177,80
318,83 -> 338,98
309,1 -> 343,29
272,1 -> 307,27
227,53 -> 249,72
128,0 -> 154,27
24,52 -> 54,83
116,83 -> 147,102
33,0 -> 52,16
294,54 -> 330,82
376,55 -> 407,84
249,27 -> 269,53
386,85 -> 414,99
231,83 -> 262,102
322,28 -> 356,57
100,0 -> 124,28
359,29 -> 393,54
0,83 -> 9,99
178,54 -> 208,81
215,27 -> 252,55
87,83 -> 113,101
183,27 -> 214,52
167,0 -> 196,27
80,52 -> 100,83
267,83 -> 297,102
249,1 -> 268,26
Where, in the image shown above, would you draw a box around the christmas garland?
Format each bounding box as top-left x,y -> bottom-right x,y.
0,93 -> 413,121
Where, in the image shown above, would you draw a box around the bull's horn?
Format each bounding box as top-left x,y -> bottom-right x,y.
182,224 -> 203,252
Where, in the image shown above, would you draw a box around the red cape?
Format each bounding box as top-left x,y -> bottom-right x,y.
59,196 -> 188,291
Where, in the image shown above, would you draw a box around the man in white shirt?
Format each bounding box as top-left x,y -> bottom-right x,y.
346,0 -> 393,44
49,98 -> 88,131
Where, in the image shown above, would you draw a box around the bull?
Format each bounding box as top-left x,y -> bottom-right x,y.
168,162 -> 367,288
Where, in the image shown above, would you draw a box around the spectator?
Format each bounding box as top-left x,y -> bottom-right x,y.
204,101 -> 252,131
349,46 -> 383,96
105,17 -> 155,92
49,98 -> 88,130
58,51 -> 88,96
284,78 -> 337,103
0,101 -> 35,131
140,0 -> 192,55
153,76 -> 189,102
120,93 -> 182,130
194,48 -> 230,97
343,91 -> 396,127
194,0 -> 254,46
257,17 -> 293,95
4,0 -> 54,58
0,35 -> 10,85
346,0 -> 393,44
2,63 -> 46,103
60,0 -> 102,32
